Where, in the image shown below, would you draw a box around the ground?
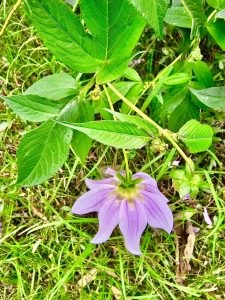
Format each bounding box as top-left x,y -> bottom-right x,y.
0,1 -> 225,299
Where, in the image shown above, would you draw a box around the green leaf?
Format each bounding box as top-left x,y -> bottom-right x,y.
105,109 -> 158,134
58,120 -> 150,149
24,73 -> 77,100
123,67 -> 141,82
1,95 -> 61,122
165,7 -> 192,28
26,0 -> 145,83
190,86 -> 225,111
207,0 -> 225,9
168,98 -> 200,132
129,0 -> 169,39
181,0 -> 206,37
164,73 -> 191,86
61,100 -> 94,162
159,86 -> 189,118
192,61 -> 214,88
17,120 -> 73,186
178,120 -> 213,153
25,0 -> 102,72
121,83 -> 142,114
207,20 -> 225,50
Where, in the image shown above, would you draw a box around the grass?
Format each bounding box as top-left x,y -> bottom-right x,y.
1,1 -> 225,299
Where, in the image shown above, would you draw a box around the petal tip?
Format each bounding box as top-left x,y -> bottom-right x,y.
90,236 -> 106,244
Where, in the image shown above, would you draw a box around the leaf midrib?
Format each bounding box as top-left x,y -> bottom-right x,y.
72,123 -> 150,139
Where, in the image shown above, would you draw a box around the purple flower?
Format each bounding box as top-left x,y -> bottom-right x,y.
72,168 -> 173,255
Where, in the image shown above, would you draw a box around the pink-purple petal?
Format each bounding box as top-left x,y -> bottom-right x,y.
72,186 -> 113,214
141,191 -> 173,233
105,168 -> 125,178
133,172 -> 158,187
85,177 -> 116,190
91,197 -> 120,244
105,167 -> 117,176
119,200 -> 147,255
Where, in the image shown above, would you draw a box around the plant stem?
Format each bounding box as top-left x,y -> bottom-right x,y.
107,82 -> 194,172
103,85 -> 115,116
104,85 -> 131,178
123,149 -> 131,181
108,82 -> 162,132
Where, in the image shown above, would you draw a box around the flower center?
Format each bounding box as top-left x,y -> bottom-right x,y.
116,186 -> 140,203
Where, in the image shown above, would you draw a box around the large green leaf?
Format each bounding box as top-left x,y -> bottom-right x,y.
190,87 -> 225,111
26,0 -> 145,83
24,73 -> 77,100
168,98 -> 200,132
181,0 -> 206,37
178,120 -> 213,153
129,0 -> 169,39
1,95 -> 61,122
207,20 -> 225,51
17,120 -> 73,186
61,100 -> 94,162
58,120 -> 150,149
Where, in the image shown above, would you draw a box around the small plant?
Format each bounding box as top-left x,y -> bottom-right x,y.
1,0 -> 225,256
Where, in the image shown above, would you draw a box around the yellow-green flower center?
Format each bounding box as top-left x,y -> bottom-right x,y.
115,186 -> 141,203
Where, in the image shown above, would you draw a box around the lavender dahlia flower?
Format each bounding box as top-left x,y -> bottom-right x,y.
72,168 -> 173,255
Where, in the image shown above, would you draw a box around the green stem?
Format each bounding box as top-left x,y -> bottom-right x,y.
207,9 -> 217,24
123,149 -> 131,181
103,85 -> 115,116
140,54 -> 182,111
107,82 -> 194,173
104,85 -> 131,179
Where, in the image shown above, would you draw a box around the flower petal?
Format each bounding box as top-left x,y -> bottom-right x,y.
72,186 -> 113,214
119,200 -> 147,255
105,168 -> 125,178
85,177 -> 116,190
105,167 -> 117,176
140,188 -> 169,203
91,197 -> 120,244
141,191 -> 173,233
133,172 -> 158,187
